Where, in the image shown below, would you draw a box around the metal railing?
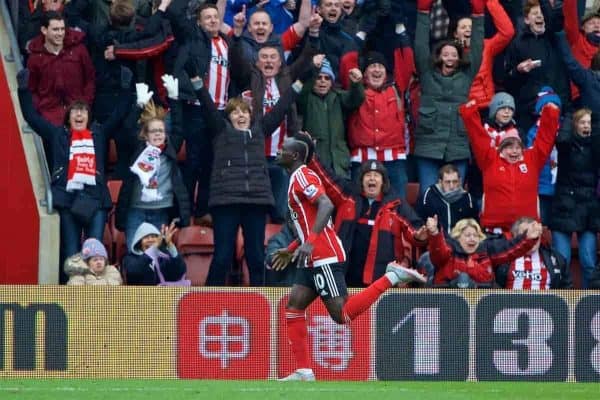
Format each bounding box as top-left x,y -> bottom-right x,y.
0,0 -> 53,212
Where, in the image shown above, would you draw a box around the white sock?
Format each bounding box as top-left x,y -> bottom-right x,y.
297,368 -> 313,374
385,271 -> 400,286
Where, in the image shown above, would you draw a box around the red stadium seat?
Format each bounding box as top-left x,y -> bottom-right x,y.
176,226 -> 215,286
406,182 -> 420,207
177,140 -> 187,162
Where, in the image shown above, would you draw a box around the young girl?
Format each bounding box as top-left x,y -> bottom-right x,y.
65,238 -> 122,285
425,216 -> 542,287
122,221 -> 187,285
115,84 -> 190,251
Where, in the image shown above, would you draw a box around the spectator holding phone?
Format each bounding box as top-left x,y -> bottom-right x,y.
504,0 -> 569,131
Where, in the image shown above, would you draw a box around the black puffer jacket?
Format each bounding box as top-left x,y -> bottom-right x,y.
549,117 -> 600,233
178,83 -> 299,207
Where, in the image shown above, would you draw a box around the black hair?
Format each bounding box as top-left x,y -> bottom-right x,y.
41,11 -> 64,28
292,132 -> 315,164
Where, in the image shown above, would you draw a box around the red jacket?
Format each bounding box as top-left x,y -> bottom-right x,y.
309,159 -> 425,285
429,231 -> 537,285
27,29 -> 95,125
341,32 -> 415,155
468,0 -> 514,107
460,102 -> 560,231
564,0 -> 599,100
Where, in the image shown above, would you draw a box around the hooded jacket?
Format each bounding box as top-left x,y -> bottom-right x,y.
64,253 -> 122,285
26,28 -> 95,125
122,222 -> 187,285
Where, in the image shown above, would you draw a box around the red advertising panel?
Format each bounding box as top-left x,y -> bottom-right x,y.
177,292 -> 270,379
277,295 -> 371,380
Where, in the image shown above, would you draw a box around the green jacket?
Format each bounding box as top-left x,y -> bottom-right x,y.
413,12 -> 484,161
297,80 -> 364,179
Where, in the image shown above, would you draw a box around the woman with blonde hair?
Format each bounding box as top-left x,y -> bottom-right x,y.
115,79 -> 190,251
424,215 -> 543,287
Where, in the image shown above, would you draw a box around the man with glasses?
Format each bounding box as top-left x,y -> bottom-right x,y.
296,58 -> 364,179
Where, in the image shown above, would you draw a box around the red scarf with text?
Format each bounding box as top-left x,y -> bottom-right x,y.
66,129 -> 96,191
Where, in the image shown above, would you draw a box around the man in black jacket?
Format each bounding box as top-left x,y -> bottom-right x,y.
416,163 -> 477,234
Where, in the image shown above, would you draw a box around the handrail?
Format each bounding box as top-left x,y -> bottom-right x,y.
0,0 -> 53,212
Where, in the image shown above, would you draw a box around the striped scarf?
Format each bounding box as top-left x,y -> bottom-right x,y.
66,129 -> 96,191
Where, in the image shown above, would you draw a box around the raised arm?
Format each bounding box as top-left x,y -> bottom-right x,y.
261,81 -> 302,135
562,0 -> 581,44
466,14 -> 484,78
393,26 -> 416,92
290,0 -> 312,39
414,7 -> 432,76
555,31 -> 593,88
485,0 -> 515,58
459,100 -> 497,168
17,69 -> 58,141
530,103 -> 561,169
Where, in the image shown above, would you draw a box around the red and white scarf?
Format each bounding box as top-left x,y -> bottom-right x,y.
66,129 -> 96,191
130,143 -> 163,202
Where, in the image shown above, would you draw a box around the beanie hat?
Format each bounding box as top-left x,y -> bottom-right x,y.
535,86 -> 561,115
497,129 -> 523,151
131,222 -> 161,255
319,58 -> 335,81
361,51 -> 388,72
581,8 -> 600,26
359,159 -> 390,194
81,238 -> 108,261
488,92 -> 515,120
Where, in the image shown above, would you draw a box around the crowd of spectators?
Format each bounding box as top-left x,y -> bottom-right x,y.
12,0 -> 600,289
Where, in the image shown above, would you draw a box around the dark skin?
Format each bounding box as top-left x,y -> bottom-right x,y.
273,136 -> 347,324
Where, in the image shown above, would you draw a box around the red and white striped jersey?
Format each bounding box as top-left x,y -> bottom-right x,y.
205,36 -> 229,110
263,78 -> 286,157
505,251 -> 551,290
288,165 -> 346,268
350,147 -> 407,163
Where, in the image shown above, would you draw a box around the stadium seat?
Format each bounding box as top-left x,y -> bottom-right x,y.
406,182 -> 420,207
177,140 -> 187,162
176,226 -> 215,286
